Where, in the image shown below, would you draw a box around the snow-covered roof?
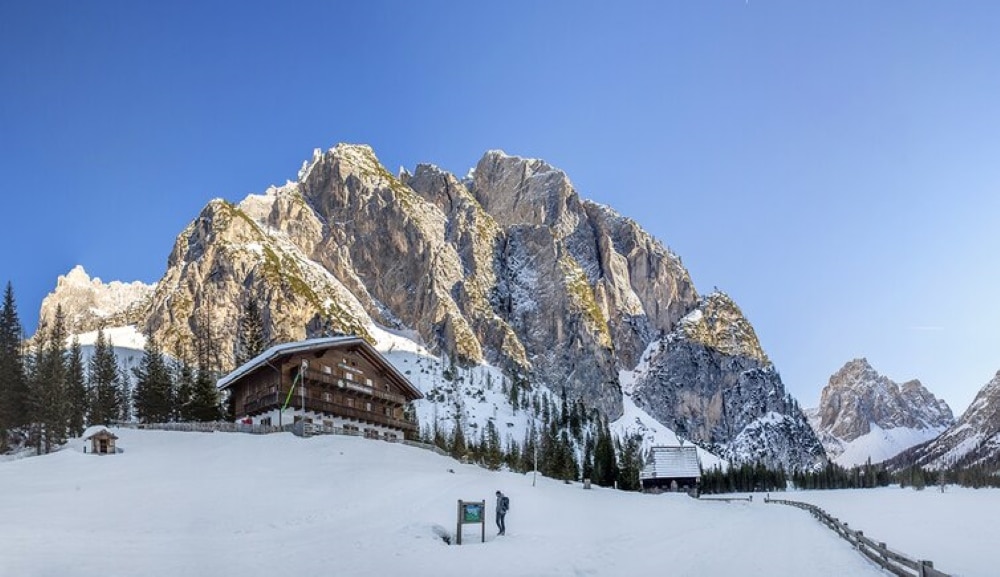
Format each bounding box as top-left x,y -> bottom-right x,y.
641,446 -> 702,480
82,425 -> 118,440
216,336 -> 422,399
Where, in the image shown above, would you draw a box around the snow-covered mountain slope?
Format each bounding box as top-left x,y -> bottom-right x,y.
0,428 -> 886,577
809,359 -> 954,466
894,370 -> 1000,470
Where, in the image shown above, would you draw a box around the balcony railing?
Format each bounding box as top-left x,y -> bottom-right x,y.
238,391 -> 417,432
301,368 -> 406,404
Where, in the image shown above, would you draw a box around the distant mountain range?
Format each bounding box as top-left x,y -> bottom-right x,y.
37,144 -> 833,470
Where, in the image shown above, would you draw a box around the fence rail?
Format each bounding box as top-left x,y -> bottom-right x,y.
765,497 -> 949,577
109,421 -> 449,456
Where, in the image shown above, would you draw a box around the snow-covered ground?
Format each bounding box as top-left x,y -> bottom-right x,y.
784,487 -> 1000,577
0,428 -> 885,577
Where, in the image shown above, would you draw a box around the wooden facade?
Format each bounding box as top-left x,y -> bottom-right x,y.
217,337 -> 423,440
84,427 -> 119,455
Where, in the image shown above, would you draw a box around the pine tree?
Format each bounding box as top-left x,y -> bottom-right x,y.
188,365 -> 222,422
482,419 -> 503,470
234,295 -> 268,367
615,432 -> 644,491
30,306 -> 69,454
65,337 -> 88,436
0,282 -> 28,450
172,350 -> 196,421
132,336 -> 174,423
88,328 -> 122,426
592,419 -> 619,487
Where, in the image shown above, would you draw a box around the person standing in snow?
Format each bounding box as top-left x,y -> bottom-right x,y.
495,490 -> 508,536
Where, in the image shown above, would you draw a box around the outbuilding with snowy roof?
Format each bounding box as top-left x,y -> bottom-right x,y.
640,445 -> 702,493
83,426 -> 119,455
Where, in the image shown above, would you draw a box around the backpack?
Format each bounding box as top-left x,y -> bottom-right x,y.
502,496 -> 510,511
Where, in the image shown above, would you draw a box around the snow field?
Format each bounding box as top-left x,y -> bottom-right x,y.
0,429 -> 885,577
787,487 -> 1000,577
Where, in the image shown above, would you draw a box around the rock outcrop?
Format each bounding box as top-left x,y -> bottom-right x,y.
629,293 -> 826,470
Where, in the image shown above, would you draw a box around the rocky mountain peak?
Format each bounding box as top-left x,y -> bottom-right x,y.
678,292 -> 768,365
808,359 -> 955,466
816,359 -> 953,443
893,370 -> 1000,470
629,291 -> 824,470
38,265 -> 155,335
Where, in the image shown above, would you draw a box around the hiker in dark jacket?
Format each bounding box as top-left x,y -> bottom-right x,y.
495,490 -> 508,535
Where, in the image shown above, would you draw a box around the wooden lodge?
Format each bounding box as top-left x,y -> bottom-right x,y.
640,445 -> 702,493
217,337 -> 423,441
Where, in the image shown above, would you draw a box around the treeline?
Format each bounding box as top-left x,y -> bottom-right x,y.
420,385 -> 646,491
0,283 -> 238,455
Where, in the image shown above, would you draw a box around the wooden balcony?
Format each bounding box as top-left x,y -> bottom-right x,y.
238,391 -> 417,433
301,368 -> 407,404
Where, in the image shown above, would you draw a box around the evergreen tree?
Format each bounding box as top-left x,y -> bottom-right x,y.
482,419 -> 503,470
132,336 -> 174,423
615,432 -> 644,491
234,295 -> 268,367
0,283 -> 28,450
592,419 -> 619,487
30,306 -> 69,453
172,350 -> 196,421
88,328 -> 122,426
188,365 -> 222,422
449,419 -> 467,459
65,337 -> 88,436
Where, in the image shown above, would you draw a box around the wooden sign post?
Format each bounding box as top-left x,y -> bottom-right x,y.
455,499 -> 486,545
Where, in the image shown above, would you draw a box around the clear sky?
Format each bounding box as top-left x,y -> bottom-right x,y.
2,2 -> 999,414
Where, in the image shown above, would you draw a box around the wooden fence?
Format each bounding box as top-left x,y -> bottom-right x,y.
765,497 -> 949,577
110,421 -> 449,456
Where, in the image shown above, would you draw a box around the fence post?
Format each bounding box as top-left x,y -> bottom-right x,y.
919,560 -> 933,577
878,542 -> 887,562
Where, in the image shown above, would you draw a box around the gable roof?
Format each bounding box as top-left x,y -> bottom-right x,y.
641,445 -> 702,480
82,425 -> 118,441
216,336 -> 422,400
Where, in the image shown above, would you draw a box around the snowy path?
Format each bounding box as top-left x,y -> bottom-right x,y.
0,430 -> 885,577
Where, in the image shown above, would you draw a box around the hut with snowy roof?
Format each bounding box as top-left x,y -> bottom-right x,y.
83,426 -> 119,455
640,445 -> 702,493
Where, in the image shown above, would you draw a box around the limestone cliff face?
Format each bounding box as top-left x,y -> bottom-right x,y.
630,293 -> 826,470
53,144 -> 699,419
39,143 -> 827,468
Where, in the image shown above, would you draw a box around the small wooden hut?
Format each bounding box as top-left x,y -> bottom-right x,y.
640,445 -> 702,493
83,426 -> 119,455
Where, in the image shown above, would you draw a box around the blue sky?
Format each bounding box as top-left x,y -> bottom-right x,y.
2,1 -> 999,413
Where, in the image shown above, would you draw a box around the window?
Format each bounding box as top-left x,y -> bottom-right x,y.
322,392 -> 332,402
344,372 -> 354,381
347,398 -> 354,408
365,378 -> 373,387
365,402 -> 372,412
323,365 -> 332,375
